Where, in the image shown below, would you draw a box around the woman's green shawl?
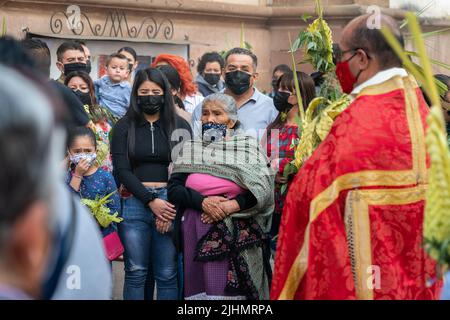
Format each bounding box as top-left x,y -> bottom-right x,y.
172,134 -> 276,299
172,134 -> 275,231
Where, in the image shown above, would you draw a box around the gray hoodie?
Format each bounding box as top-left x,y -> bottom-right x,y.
195,74 -> 225,97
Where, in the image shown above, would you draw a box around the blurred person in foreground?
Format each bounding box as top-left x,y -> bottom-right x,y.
0,65 -> 59,299
0,65 -> 110,300
0,36 -> 112,299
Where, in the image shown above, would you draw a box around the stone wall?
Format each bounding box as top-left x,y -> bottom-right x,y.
0,0 -> 448,92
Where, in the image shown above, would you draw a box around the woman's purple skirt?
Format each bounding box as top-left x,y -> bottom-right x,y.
182,208 -> 245,300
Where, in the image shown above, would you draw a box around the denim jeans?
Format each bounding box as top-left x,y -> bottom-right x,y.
118,187 -> 178,300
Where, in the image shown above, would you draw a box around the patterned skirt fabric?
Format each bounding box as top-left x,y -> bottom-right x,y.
182,208 -> 246,300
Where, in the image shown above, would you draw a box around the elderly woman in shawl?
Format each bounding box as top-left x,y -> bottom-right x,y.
168,93 -> 274,300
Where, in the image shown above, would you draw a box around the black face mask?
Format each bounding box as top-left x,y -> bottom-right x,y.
63,62 -> 87,76
225,70 -> 252,96
204,73 -> 221,86
85,60 -> 92,74
137,95 -> 164,115
273,91 -> 293,112
73,90 -> 92,106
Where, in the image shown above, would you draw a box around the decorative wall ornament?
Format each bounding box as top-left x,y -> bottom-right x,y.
50,9 -> 174,40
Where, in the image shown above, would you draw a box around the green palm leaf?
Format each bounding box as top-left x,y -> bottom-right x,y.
400,0 -> 435,29
1,17 -> 6,36
406,51 -> 450,71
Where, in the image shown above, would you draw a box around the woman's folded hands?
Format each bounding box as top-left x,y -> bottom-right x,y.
201,196 -> 240,224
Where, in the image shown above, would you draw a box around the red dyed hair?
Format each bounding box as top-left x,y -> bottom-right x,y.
151,54 -> 197,97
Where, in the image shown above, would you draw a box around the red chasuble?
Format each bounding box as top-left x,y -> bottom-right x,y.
271,75 -> 442,300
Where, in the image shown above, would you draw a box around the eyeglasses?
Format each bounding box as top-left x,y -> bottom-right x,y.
334,48 -> 352,62
334,47 -> 371,63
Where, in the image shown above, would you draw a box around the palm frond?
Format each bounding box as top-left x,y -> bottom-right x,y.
400,0 -> 435,29
1,17 -> 6,37
406,51 -> 450,71
406,28 -> 450,39
288,32 -> 305,124
240,22 -> 245,49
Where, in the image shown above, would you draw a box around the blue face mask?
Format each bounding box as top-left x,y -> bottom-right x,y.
202,122 -> 227,143
69,152 -> 97,166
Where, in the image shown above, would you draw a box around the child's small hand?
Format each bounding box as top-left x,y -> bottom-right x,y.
74,158 -> 90,176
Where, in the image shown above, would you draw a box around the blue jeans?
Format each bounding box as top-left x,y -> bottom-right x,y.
118,187 -> 178,300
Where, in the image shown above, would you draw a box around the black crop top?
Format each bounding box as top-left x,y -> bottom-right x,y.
111,115 -> 192,205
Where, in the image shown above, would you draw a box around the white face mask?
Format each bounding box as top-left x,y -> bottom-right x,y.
69,152 -> 97,166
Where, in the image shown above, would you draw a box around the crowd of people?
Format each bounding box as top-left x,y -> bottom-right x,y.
0,12 -> 449,300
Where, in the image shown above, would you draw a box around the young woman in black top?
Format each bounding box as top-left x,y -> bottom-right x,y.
111,68 -> 191,300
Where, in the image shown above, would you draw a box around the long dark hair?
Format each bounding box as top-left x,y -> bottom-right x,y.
64,71 -> 97,105
157,64 -> 181,91
126,67 -> 177,143
156,64 -> 186,110
266,71 -> 316,135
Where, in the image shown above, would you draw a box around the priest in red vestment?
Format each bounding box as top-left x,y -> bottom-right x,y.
271,13 -> 442,300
